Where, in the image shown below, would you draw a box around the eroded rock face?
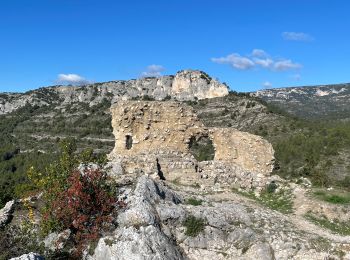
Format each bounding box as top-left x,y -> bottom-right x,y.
0,200 -> 15,228
90,175 -> 343,260
171,70 -> 229,100
91,176 -> 185,260
0,70 -> 229,114
109,101 -> 275,191
9,252 -> 44,260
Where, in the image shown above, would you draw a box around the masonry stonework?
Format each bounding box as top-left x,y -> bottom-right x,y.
109,101 -> 275,190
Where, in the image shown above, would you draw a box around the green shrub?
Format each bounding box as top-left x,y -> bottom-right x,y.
46,168 -> 116,257
185,198 -> 203,206
266,182 -> 278,193
21,139 -> 114,257
183,215 -> 205,237
313,190 -> 350,204
188,136 -> 215,161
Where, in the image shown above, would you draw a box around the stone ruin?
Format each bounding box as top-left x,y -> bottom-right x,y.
109,101 -> 275,191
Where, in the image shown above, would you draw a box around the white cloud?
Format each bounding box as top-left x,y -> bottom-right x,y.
251,49 -> 268,58
273,59 -> 302,71
141,64 -> 165,77
212,49 -> 302,72
254,58 -> 274,68
263,81 -> 272,88
211,53 -> 255,70
282,32 -> 314,41
56,74 -> 91,85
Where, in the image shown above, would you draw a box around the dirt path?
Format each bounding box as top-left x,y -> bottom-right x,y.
291,186 -> 350,243
205,188 -> 350,244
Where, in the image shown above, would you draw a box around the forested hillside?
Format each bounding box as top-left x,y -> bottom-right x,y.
1,85 -> 350,208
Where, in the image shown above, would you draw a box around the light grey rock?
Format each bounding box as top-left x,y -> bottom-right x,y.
242,242 -> 275,260
9,252 -> 44,260
0,200 -> 15,227
0,70 -> 229,115
78,163 -> 100,174
92,226 -> 184,260
105,160 -> 124,177
91,176 -> 185,260
86,175 -> 348,259
118,175 -> 182,227
44,229 -> 71,251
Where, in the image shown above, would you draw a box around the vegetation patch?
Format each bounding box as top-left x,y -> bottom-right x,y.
188,135 -> 215,161
23,140 -> 113,257
313,190 -> 350,205
234,186 -> 294,214
183,215 -> 205,237
305,212 -> 350,236
185,198 -> 203,206
258,188 -> 294,214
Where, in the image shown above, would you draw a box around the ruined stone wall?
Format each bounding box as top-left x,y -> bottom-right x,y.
110,101 -> 203,157
109,101 -> 275,190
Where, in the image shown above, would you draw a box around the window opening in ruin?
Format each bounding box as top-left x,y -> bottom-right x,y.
188,136 -> 215,162
125,135 -> 133,150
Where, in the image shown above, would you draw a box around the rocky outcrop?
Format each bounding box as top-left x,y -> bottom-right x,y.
109,101 -> 275,191
91,176 -> 185,260
171,70 -> 228,100
0,200 -> 15,228
0,70 -> 229,114
9,252 -> 44,260
90,175 -> 345,260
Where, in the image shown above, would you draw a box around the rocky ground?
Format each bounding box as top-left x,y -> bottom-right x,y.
2,169 -> 350,260
87,172 -> 350,260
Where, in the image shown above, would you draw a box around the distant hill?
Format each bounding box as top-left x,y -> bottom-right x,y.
253,83 -> 350,120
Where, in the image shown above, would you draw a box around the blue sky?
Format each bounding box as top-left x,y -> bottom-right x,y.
1,0 -> 349,92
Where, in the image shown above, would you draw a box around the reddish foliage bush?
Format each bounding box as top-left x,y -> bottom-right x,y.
45,169 -> 116,256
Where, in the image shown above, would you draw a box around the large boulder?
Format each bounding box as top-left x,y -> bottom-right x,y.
9,252 -> 44,260
0,200 -> 15,228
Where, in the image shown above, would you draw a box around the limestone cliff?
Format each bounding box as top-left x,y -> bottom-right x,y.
0,70 -> 229,114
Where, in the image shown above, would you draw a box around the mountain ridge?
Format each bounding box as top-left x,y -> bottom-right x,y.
253,83 -> 350,120
0,70 -> 229,115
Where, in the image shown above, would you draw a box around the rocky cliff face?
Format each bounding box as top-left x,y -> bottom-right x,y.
0,70 -> 229,114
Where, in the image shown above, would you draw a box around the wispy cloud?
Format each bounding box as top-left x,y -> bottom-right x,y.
254,58 -> 274,68
56,74 -> 91,85
263,81 -> 272,88
282,32 -> 314,41
251,49 -> 268,58
212,49 -> 302,72
141,64 -> 165,77
273,59 -> 302,71
211,54 -> 255,70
